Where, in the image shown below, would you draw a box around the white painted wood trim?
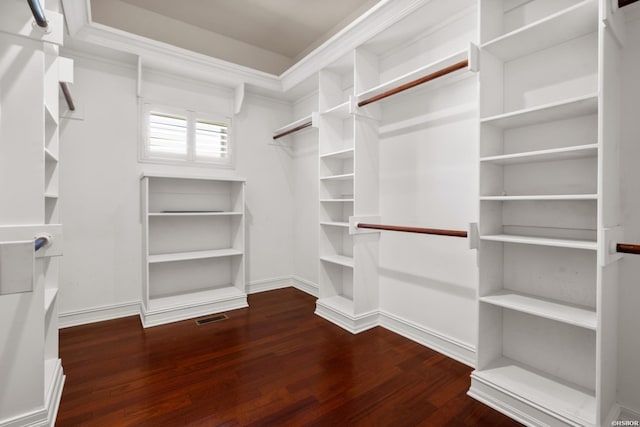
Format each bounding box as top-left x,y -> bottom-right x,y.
246,276 -> 292,294
291,276 -> 320,297
58,300 -> 141,328
378,310 -> 476,368
0,360 -> 64,427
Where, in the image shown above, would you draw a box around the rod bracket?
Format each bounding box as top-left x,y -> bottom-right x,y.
601,226 -> 624,266
349,216 -> 381,235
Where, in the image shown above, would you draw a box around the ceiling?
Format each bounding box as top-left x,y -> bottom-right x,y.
90,0 -> 380,75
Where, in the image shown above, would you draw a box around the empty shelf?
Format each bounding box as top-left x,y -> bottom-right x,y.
480,144 -> 598,165
320,254 -> 354,268
481,94 -> 598,129
44,288 -> 58,313
320,148 -> 354,159
480,194 -> 597,201
482,0 -> 598,61
148,286 -> 244,312
316,294 -> 355,315
148,248 -> 243,263
149,211 -> 243,217
481,290 -> 596,330
480,234 -> 597,250
320,198 -> 355,203
320,222 -> 349,228
472,357 -> 595,426
322,101 -> 352,119
320,173 -> 354,181
44,148 -> 59,163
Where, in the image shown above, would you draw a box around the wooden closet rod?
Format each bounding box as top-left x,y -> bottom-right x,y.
357,223 -> 468,238
617,243 -> 640,254
27,0 -> 48,29
272,121 -> 312,140
619,0 -> 639,7
357,59 -> 469,107
60,82 -> 76,111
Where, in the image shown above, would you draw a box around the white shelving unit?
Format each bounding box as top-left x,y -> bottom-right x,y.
313,0 -> 478,334
140,173 -> 247,327
469,1 -> 623,425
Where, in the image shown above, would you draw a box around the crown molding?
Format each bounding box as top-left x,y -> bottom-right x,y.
60,0 -> 435,99
280,0 -> 432,91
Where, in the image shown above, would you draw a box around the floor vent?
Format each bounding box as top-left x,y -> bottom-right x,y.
196,314 -> 228,325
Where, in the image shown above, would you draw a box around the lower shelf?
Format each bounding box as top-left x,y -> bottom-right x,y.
142,286 -> 248,327
470,357 -> 595,426
320,254 -> 354,268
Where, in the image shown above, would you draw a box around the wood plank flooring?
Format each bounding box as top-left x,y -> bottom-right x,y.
57,288 -> 520,426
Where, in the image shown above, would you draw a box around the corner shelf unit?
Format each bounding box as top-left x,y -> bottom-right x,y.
470,1 -> 623,426
314,0 -> 477,334
140,173 -> 247,327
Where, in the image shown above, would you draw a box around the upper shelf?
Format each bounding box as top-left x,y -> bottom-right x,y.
320,148 -> 354,160
480,144 -> 598,165
149,211 -> 243,217
355,47 -> 477,107
482,0 -> 598,62
481,94 -> 598,129
272,114 -> 317,140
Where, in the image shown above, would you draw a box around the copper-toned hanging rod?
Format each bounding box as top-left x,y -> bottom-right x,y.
619,0 -> 639,7
616,243 -> 640,254
357,223 -> 468,238
357,59 -> 469,108
272,121 -> 312,140
60,82 -> 75,111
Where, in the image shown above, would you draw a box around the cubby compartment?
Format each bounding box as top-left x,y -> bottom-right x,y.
476,304 -> 596,425
319,261 -> 354,300
319,53 -> 354,112
148,176 -> 244,214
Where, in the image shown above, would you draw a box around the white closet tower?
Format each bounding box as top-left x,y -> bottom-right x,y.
469,0 -> 625,425
0,0 -> 70,425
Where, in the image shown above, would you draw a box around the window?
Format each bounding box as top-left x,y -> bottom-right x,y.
141,103 -> 232,167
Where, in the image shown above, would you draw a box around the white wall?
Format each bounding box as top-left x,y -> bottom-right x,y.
617,13 -> 640,415
291,92 -> 320,287
58,50 -> 293,316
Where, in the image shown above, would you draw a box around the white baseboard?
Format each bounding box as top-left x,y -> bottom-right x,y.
291,276 -> 319,297
315,299 -> 379,334
140,295 -> 248,328
378,310 -> 476,368
246,276 -> 292,294
619,406 -> 640,422
59,301 -> 141,328
0,360 -> 65,427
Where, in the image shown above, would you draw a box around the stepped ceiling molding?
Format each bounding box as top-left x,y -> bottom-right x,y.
60,0 -> 436,98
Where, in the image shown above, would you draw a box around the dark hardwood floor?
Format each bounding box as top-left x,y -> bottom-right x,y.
57,288 -> 520,426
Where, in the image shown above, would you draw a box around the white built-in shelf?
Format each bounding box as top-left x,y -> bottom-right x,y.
44,148 -> 58,163
320,173 -> 355,181
480,290 -> 596,330
482,0 -> 598,62
44,288 -> 58,313
148,286 -> 244,312
320,221 -> 349,228
480,234 -> 597,250
320,198 -> 355,203
140,172 -> 246,182
44,103 -> 58,127
272,114 -> 315,138
480,144 -> 598,165
148,248 -> 243,264
480,194 -> 597,201
320,148 -> 354,160
473,358 -> 596,425
320,254 -> 354,268
322,101 -> 352,119
44,192 -> 58,199
317,294 -> 355,314
148,211 -> 243,217
356,49 -> 469,104
481,94 -> 598,129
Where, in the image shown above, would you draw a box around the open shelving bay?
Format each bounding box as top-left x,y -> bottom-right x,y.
470,1 -> 622,426
140,173 -> 247,327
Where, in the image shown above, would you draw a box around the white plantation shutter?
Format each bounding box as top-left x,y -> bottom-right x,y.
142,103 -> 232,167
148,112 -> 188,157
195,120 -> 229,160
